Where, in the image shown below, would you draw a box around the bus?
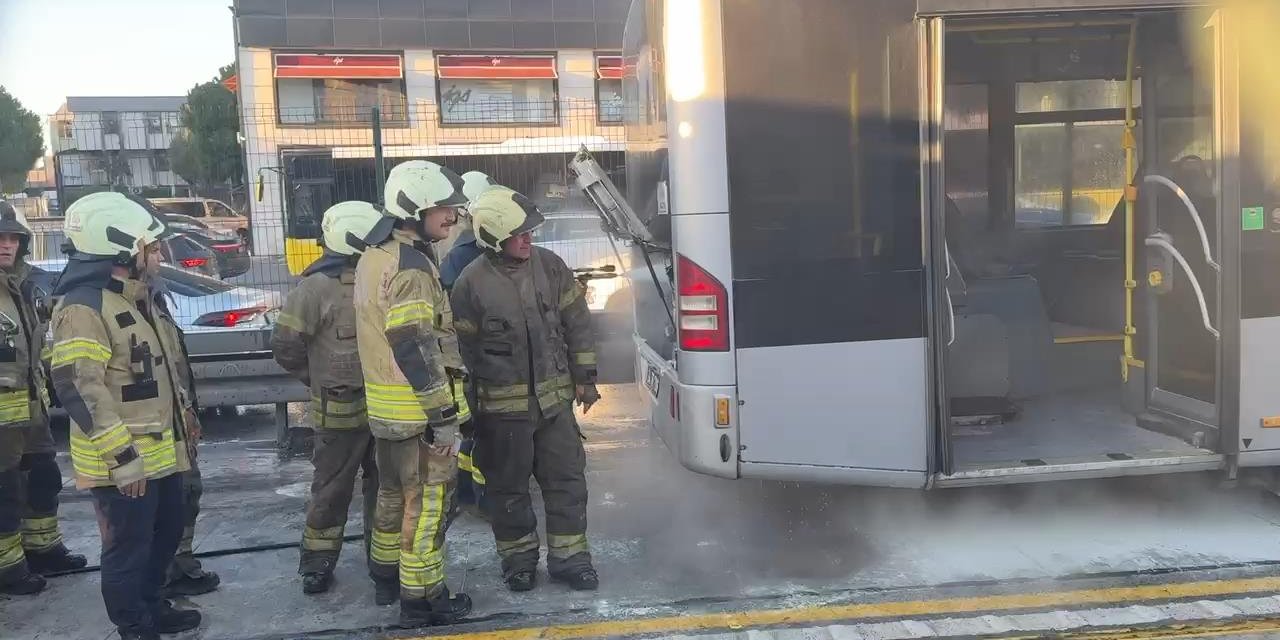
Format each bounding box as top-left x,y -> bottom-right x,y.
577,0 -> 1280,488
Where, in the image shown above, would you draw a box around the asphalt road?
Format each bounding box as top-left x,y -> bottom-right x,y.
10,383 -> 1280,640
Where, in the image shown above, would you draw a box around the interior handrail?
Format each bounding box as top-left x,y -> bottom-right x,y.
1143,174 -> 1221,272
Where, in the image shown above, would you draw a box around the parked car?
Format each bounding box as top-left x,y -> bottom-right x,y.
31,259 -> 280,330
528,176 -> 627,314
149,197 -> 251,247
161,213 -> 251,279
159,232 -> 221,279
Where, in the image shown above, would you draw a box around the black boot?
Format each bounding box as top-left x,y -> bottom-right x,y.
152,600 -> 202,634
398,588 -> 472,627
0,570 -> 46,595
26,545 -> 88,575
162,570 -> 220,597
301,572 -> 333,595
550,566 -> 599,591
373,578 -> 398,606
504,569 -> 536,592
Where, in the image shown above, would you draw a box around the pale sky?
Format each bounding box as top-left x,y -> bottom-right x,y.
0,0 -> 235,116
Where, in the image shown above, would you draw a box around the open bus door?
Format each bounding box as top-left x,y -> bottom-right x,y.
281,148 -> 335,275
928,8 -> 1243,485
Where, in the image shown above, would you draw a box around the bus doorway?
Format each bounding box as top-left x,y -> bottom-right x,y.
934,11 -> 1228,482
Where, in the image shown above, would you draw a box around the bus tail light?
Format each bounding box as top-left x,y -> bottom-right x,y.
676,253 -> 728,351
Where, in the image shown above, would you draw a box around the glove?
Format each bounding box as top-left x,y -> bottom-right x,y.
423,422 -> 459,456
109,449 -> 145,487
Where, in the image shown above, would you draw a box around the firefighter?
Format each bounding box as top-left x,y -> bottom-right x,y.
0,200 -> 87,596
450,187 -> 600,593
271,201 -> 384,595
354,160 -> 472,627
441,171 -> 506,521
50,192 -> 201,639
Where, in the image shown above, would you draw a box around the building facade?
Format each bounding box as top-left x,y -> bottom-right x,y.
233,0 -> 627,257
50,96 -> 190,206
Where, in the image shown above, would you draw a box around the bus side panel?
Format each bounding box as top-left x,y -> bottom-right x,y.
721,0 -> 929,476
1235,35 -> 1280,460
737,340 -> 929,473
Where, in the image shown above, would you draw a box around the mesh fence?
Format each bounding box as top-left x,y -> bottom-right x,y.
36,99 -> 629,328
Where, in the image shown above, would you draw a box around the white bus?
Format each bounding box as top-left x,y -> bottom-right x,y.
573,0 -> 1280,489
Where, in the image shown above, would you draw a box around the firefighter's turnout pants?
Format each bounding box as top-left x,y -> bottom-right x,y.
0,422 -> 65,586
370,433 -> 456,600
474,401 -> 590,578
301,426 -> 377,574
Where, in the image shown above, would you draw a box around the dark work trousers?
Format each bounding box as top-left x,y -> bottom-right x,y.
300,427 -> 377,575
91,473 -> 185,635
473,402 -> 591,579
167,449 -> 205,583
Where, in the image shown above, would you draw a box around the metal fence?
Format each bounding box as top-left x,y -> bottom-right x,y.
34,99 -> 628,327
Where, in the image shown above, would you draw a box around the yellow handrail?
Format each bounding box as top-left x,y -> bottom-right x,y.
1121,21 -> 1144,382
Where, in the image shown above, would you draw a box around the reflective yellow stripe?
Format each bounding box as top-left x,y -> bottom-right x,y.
477,374 -> 575,414
21,516 -> 63,552
301,525 -> 345,552
547,533 -> 590,560
573,351 -> 597,366
560,286 -> 582,310
366,382 -> 452,423
311,394 -> 367,430
495,532 -> 540,558
275,311 -> 305,332
385,300 -> 434,331
370,529 -> 400,565
0,533 -> 23,571
457,451 -> 485,485
71,423 -> 176,483
49,338 -> 112,366
0,390 -> 30,424
401,483 -> 446,595
454,318 -> 477,336
452,379 -> 470,423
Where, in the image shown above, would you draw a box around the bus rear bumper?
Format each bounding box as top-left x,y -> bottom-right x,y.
635,340 -> 739,480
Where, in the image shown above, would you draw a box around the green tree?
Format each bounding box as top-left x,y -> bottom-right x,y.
0,86 -> 44,193
170,68 -> 242,192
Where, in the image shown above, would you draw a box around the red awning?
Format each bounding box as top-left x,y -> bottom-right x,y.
596,56 -> 623,80
274,54 -> 403,79
436,55 -> 558,80
221,74 -> 239,93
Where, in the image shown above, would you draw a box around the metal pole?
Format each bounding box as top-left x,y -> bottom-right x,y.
372,107 -> 385,205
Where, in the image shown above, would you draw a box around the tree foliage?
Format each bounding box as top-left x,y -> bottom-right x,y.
0,86 -> 44,193
169,67 -> 242,191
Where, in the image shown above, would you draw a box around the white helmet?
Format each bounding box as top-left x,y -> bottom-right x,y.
63,192 -> 168,259
460,171 -> 497,205
470,188 -> 545,251
320,201 -> 385,256
383,160 -> 467,221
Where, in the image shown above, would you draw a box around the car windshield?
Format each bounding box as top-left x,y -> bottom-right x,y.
532,217 -> 606,243
152,201 -> 204,217
163,214 -> 210,230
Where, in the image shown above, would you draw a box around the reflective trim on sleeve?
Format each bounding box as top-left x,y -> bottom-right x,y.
48,338 -> 112,366
559,286 -> 582,310
274,312 -> 305,333
453,318 -> 477,336
573,351 -> 597,366
385,300 -> 435,331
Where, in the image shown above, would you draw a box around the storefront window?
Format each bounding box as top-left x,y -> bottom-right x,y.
436,54 -> 558,126
596,54 -> 623,124
274,53 -> 407,125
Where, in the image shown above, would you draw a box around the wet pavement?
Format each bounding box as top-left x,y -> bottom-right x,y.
6,384 -> 1280,639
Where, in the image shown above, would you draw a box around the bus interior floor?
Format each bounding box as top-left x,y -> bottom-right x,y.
949,388 -> 1209,470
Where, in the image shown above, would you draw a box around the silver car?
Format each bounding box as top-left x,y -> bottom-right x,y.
30,259 -> 281,331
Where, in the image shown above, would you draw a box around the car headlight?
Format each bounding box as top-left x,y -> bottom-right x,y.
585,277 -> 619,311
